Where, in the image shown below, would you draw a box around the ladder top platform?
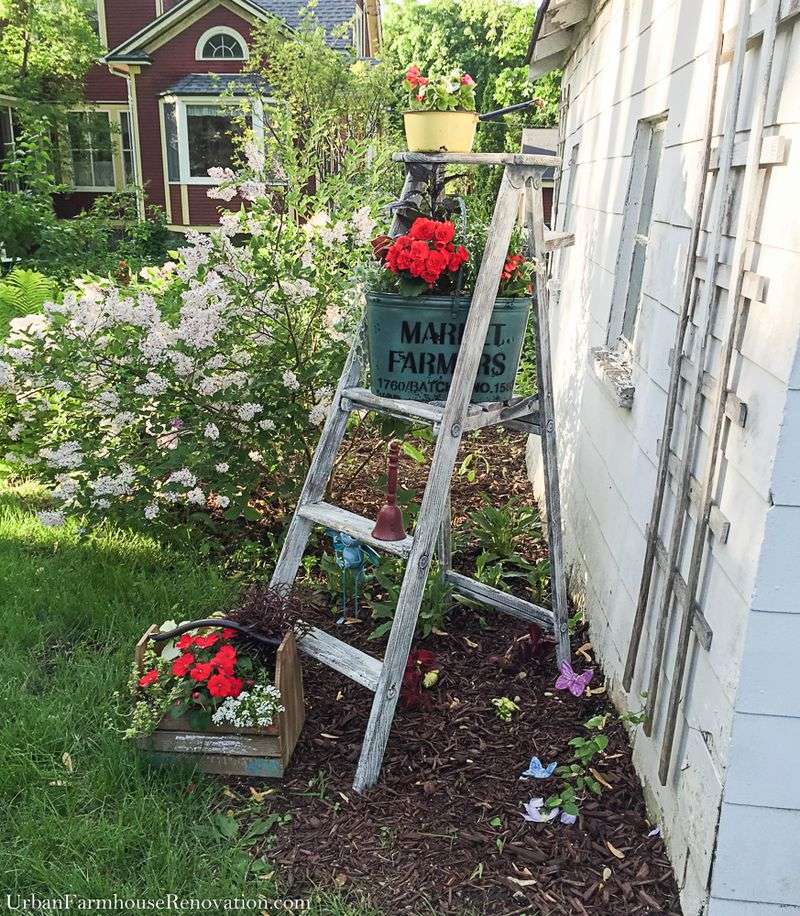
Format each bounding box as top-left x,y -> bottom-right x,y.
393,151 -> 561,168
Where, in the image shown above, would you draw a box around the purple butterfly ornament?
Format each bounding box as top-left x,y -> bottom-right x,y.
555,659 -> 594,697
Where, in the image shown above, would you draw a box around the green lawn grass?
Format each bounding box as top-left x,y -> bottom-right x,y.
0,472 -> 374,914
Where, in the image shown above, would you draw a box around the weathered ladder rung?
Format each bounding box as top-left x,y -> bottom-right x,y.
341,387 -> 445,425
669,349 -> 748,427
445,570 -> 555,631
342,386 -> 541,433
464,396 -> 541,432
298,501 -> 415,557
664,449 -> 731,542
694,257 -> 767,303
299,627 -> 382,691
651,532 -> 713,651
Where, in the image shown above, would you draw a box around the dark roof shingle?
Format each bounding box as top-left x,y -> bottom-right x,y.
247,0 -> 357,47
162,73 -> 271,96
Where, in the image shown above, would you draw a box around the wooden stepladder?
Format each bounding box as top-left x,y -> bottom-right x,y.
271,151 -> 572,792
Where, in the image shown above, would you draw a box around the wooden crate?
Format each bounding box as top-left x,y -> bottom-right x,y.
134,626 -> 305,778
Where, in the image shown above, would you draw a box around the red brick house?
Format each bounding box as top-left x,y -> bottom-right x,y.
63,0 -> 381,229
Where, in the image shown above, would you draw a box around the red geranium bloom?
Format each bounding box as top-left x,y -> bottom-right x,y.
172,653 -> 195,677
176,634 -> 194,651
138,668 -> 159,688
189,662 -> 214,682
221,628 -> 238,640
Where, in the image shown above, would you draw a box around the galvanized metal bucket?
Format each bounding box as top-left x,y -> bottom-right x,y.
365,292 -> 532,404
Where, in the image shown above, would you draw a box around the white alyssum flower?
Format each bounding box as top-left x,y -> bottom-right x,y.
211,682 -> 284,728
282,370 -> 300,390
258,418 -> 275,432
204,423 -> 220,440
216,495 -> 230,509
144,504 -> 159,520
37,509 -> 66,527
215,462 -> 229,473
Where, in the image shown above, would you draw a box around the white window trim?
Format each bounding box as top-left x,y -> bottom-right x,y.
606,114 -> 668,348
167,94 -> 264,185
67,110 -> 118,193
194,26 -> 248,61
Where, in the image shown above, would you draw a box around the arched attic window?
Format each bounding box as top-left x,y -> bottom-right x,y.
195,26 -> 247,61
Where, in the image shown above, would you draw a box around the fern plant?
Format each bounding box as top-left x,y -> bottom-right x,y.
0,268 -> 56,336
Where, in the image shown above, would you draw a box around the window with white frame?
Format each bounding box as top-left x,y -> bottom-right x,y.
67,111 -> 115,190
161,98 -> 262,183
119,111 -> 136,186
196,27 -> 247,60
608,115 -> 667,346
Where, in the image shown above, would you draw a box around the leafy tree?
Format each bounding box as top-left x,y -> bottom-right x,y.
0,0 -> 102,103
246,14 -> 402,192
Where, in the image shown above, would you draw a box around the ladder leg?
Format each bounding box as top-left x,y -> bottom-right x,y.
526,178 -> 571,666
436,486 -> 452,575
354,167 -> 525,792
271,339 -> 363,588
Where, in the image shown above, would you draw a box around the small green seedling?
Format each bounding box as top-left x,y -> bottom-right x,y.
491,697 -> 520,722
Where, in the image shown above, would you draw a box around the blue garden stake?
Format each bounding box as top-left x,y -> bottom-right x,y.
325,529 -> 380,622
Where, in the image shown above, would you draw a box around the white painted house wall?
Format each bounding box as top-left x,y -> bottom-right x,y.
526,1 -> 800,913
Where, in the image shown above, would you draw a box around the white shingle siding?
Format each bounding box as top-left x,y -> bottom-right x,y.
527,1 -> 800,913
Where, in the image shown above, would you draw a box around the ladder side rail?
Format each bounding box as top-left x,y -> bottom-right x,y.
526,177 -> 571,665
642,0 -> 753,735
271,169 -> 418,590
657,0 -> 783,785
270,343 -> 364,588
622,0 -> 727,691
353,166 -> 528,792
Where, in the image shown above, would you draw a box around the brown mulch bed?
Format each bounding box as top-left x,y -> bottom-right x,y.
234,429 -> 681,914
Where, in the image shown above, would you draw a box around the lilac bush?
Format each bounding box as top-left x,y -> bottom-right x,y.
0,147 -> 385,530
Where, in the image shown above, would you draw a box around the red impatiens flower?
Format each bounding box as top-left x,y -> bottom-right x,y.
208,673 -> 243,698
384,218 -> 468,291
192,633 -> 220,649
189,661 -> 214,682
460,73 -> 475,86
138,668 -> 159,688
211,644 -> 237,676
221,628 -> 238,639
172,653 -> 195,677
176,634 -> 194,651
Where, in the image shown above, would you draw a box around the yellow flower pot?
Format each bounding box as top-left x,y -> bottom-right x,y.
403,110 -> 479,153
